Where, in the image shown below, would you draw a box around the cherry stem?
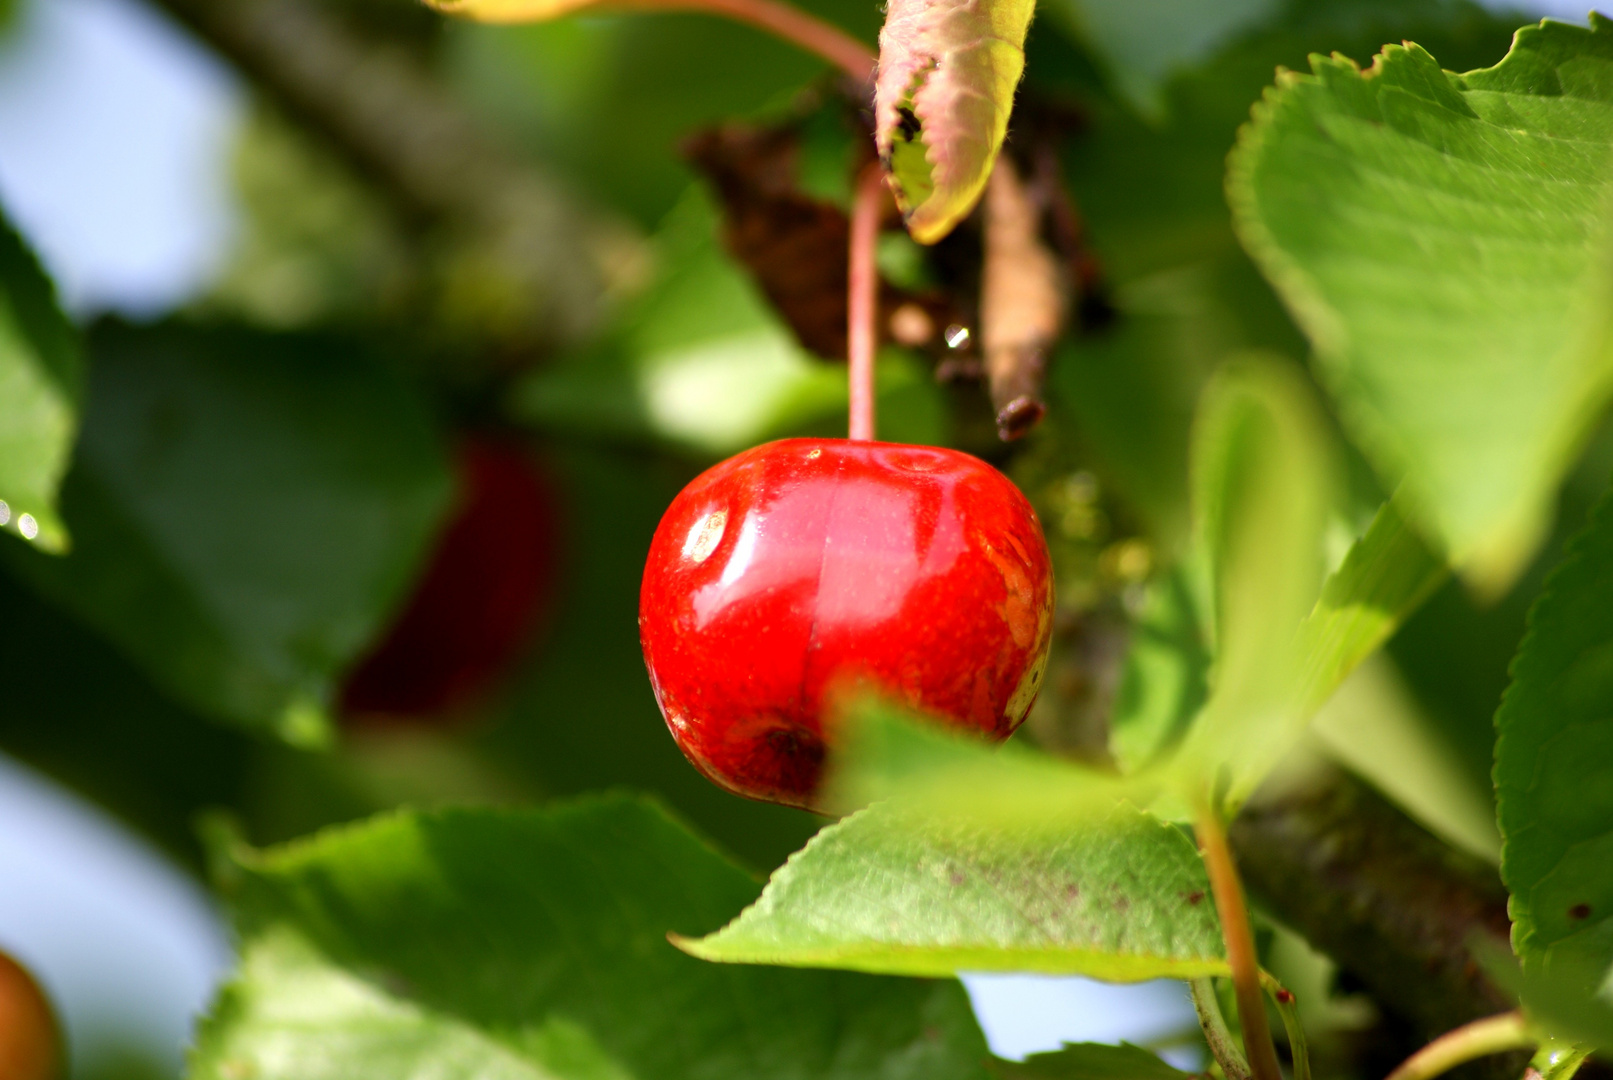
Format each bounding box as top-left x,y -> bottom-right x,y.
1196,806 -> 1285,1080
1383,1012 -> 1533,1080
1260,971 -> 1312,1080
643,0 -> 875,83
847,162 -> 884,441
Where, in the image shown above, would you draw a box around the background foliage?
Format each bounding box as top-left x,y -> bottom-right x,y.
4,0 -> 1613,1078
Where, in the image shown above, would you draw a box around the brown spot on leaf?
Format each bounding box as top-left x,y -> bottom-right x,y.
1570,902 -> 1592,921
1184,890 -> 1205,906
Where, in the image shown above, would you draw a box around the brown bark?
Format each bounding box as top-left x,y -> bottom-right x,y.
1231,764 -> 1516,1041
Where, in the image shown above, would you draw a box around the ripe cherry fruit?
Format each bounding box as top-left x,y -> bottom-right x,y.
0,948 -> 59,1080
639,437 -> 1054,812
339,438 -> 561,726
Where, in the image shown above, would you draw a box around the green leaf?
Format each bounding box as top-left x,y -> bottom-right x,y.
1296,498 -> 1447,715
1169,356 -> 1336,808
679,786 -> 1225,980
190,796 -> 992,1080
989,1042 -> 1192,1080
1056,0 -> 1519,290
1114,499 -> 1450,812
1495,475 -> 1613,1033
4,323 -> 452,744
875,0 -> 1034,243
0,210 -> 80,554
1228,19 -> 1613,592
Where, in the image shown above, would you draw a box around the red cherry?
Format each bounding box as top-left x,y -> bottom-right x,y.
639,437 -> 1054,811
339,438 -> 561,725
0,949 -> 58,1080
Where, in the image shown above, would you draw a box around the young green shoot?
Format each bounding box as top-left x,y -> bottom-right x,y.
1190,977 -> 1251,1080
1383,1012 -> 1532,1080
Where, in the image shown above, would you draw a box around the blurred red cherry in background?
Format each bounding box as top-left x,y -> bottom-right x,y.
639,438 -> 1054,812
339,437 -> 561,726
0,948 -> 58,1080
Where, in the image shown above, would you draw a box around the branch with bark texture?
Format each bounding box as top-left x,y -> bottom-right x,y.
1231,763 -> 1517,1042
150,0 -> 636,347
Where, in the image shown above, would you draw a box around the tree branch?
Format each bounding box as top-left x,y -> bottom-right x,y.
1230,763 -> 1516,1041
148,0 -> 636,346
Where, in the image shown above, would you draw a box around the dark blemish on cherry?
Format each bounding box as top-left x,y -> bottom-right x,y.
1276,988 -> 1295,1004
1569,902 -> 1592,921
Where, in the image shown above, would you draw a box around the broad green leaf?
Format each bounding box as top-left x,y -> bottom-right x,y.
0,211 -> 80,554
1056,0 -> 1520,289
989,1042 -> 1192,1080
1170,356 -> 1336,808
1479,941 -> 1613,1050
1048,0 -> 1517,542
1295,498 -> 1446,715
190,796 -> 992,1080
679,788 -> 1226,980
875,0 -> 1034,243
1495,476 -> 1613,1033
515,188 -> 946,451
4,323 -> 452,744
1228,19 -> 1613,592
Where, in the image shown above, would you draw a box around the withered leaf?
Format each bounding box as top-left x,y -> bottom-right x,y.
685,119 -> 969,361
876,0 -> 1036,244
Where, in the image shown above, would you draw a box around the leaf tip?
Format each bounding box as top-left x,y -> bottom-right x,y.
667,930 -> 722,961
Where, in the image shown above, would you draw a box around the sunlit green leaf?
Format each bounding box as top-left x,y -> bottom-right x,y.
680,774 -> 1225,979
1229,19 -> 1613,592
4,323 -> 452,745
1169,356 -> 1336,809
1296,498 -> 1446,716
875,0 -> 1035,243
0,210 -> 80,554
190,796 -> 993,1080
1494,475 -> 1613,1040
